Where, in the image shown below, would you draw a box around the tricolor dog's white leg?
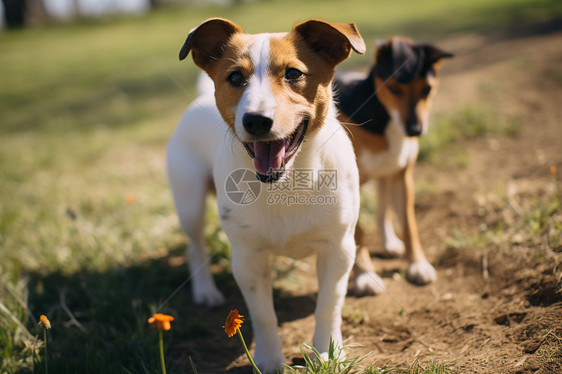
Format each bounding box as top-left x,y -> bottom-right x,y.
231,248 -> 285,373
167,145 -> 225,307
351,225 -> 385,296
313,237 -> 355,356
377,177 -> 405,257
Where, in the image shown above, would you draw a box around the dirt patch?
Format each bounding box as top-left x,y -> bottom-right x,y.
172,27 -> 562,373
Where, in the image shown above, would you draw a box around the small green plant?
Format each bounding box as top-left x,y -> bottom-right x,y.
342,305 -> 368,325
189,356 -> 199,374
408,360 -> 452,374
362,367 -> 394,374
285,338 -> 372,374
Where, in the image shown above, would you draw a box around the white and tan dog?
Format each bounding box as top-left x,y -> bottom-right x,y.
167,18 -> 365,372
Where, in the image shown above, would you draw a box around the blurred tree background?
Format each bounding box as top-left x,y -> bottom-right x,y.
0,0 -> 250,29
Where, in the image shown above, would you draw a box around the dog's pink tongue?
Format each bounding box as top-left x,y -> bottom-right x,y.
253,140 -> 285,175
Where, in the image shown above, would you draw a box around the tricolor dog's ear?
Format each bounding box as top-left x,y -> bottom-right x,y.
375,38 -> 423,83
372,39 -> 386,63
422,45 -> 454,64
374,39 -> 387,51
179,18 -> 243,70
293,19 -> 366,65
373,38 -> 391,61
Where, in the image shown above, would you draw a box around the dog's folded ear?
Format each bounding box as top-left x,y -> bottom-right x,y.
293,19 -> 366,65
374,38 -> 454,82
375,38 -> 422,83
179,18 -> 243,69
422,45 -> 454,64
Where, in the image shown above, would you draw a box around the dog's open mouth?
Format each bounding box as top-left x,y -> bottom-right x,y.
243,119 -> 308,183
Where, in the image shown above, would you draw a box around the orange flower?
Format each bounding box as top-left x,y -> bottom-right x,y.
550,165 -> 557,175
223,309 -> 244,337
38,315 -> 51,330
148,313 -> 175,331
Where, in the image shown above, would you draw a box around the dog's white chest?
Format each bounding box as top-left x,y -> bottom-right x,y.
213,118 -> 359,258
358,122 -> 419,178
222,201 -> 335,258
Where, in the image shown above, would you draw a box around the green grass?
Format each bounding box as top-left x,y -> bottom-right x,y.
441,177 -> 561,262
285,339 -> 372,374
1,0 -> 561,372
418,104 -> 521,165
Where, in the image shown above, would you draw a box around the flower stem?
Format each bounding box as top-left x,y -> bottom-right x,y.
237,329 -> 262,374
158,329 -> 166,374
32,336 -> 36,374
43,329 -> 48,374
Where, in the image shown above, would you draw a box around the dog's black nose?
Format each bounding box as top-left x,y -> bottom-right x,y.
406,111 -> 423,137
243,113 -> 273,136
406,123 -> 423,137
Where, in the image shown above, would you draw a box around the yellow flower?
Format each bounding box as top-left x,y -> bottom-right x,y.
148,313 -> 175,331
223,309 -> 244,338
38,315 -> 51,330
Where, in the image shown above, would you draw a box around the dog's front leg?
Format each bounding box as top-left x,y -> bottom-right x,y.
231,248 -> 285,373
394,163 -> 437,285
377,177 -> 406,257
351,226 -> 385,296
313,238 -> 355,356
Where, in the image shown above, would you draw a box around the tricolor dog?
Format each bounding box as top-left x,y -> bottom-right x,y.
167,18 -> 365,372
333,36 -> 453,295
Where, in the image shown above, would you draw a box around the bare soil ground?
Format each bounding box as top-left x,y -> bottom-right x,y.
173,26 -> 562,373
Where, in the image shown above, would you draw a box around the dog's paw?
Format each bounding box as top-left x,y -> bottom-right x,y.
318,350 -> 330,362
407,260 -> 437,285
352,271 -> 385,296
383,238 -> 405,258
192,285 -> 225,307
254,352 -> 285,374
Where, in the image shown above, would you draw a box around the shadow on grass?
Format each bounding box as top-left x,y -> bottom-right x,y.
26,244 -> 318,373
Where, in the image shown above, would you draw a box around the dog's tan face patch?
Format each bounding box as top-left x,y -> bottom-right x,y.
375,73 -> 440,136
180,18 -> 364,182
206,32 -> 334,138
206,33 -> 254,127
203,31 -> 336,180
268,32 -> 334,136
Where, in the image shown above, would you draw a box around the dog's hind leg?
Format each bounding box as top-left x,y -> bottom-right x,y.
167,147 -> 225,307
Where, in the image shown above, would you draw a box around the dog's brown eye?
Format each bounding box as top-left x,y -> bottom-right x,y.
227,71 -> 245,87
285,68 -> 303,82
387,85 -> 402,96
422,85 -> 432,97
